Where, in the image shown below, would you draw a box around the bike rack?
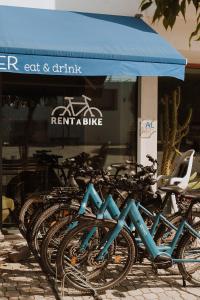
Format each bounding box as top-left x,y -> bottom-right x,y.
43,260 -> 102,300
59,261 -> 102,300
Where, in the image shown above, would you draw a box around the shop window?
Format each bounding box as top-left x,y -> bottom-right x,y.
158,68 -> 200,154
1,74 -> 137,224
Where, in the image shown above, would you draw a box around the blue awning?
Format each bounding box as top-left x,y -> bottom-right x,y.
0,6 -> 186,79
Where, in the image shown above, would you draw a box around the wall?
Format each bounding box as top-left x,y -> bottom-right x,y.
55,0 -> 140,16
137,77 -> 158,166
0,0 -> 140,14
0,0 -> 55,9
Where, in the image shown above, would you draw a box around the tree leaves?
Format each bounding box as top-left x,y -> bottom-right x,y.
140,0 -> 153,11
193,0 -> 199,11
140,0 -> 200,43
190,21 -> 200,44
180,0 -> 186,20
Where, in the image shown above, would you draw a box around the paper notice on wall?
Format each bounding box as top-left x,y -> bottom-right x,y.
140,120 -> 157,138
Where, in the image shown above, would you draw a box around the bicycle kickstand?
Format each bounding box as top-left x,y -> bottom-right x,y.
92,290 -> 102,300
182,276 -> 187,287
151,264 -> 158,275
60,273 -> 102,300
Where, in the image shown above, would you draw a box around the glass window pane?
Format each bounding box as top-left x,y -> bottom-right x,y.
2,74 -> 138,224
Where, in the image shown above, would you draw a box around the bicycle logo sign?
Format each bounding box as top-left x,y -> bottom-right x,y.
51,95 -> 103,126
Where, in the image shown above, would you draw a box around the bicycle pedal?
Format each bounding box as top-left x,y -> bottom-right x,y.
153,254 -> 173,269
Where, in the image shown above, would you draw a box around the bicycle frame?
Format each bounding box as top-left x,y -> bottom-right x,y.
87,198 -> 200,264
52,95 -> 102,119
66,183 -> 120,231
67,183 -> 177,249
66,98 -> 89,117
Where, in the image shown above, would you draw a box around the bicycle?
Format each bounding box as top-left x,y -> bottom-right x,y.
40,159 -> 184,277
18,144 -> 110,238
51,95 -> 102,118
18,151 -> 92,237
56,185 -> 200,293
5,150 -> 66,220
35,160 -> 155,274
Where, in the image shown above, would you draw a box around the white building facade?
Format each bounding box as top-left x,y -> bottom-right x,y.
0,0 -> 199,167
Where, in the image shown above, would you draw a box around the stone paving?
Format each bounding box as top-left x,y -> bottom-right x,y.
0,232 -> 200,300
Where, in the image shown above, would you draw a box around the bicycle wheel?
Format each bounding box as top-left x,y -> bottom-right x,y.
176,221 -> 200,285
84,107 -> 102,118
18,194 -> 44,237
40,205 -> 92,276
29,201 -> 78,257
154,212 -> 182,245
41,218 -> 71,275
56,217 -> 136,292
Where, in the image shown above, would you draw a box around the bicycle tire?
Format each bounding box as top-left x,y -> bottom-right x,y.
154,212 -> 182,244
29,201 -> 78,257
26,202 -> 52,241
83,107 -> 102,118
56,216 -> 136,292
26,196 -> 78,242
40,205 -> 92,276
41,218 -> 71,275
176,221 -> 200,285
18,194 -> 44,237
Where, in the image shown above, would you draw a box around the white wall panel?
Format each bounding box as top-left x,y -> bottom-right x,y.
0,0 -> 55,9
55,0 -> 140,16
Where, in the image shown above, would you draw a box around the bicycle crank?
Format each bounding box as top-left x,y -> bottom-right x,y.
153,254 -> 173,269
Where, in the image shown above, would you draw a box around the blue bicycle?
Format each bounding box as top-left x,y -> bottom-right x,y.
40,163 -> 176,277
40,162 -> 195,278
56,185 -> 200,292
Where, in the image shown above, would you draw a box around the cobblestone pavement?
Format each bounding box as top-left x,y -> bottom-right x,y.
0,232 -> 200,300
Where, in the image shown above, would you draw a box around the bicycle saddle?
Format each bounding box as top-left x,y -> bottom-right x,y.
160,185 -> 200,202
159,185 -> 184,195
110,163 -> 130,171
